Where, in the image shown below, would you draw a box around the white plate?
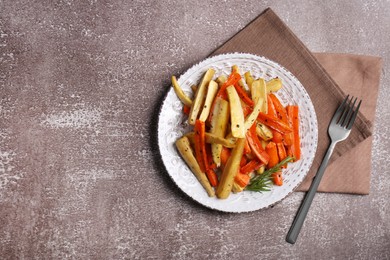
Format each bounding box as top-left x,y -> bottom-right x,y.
158,53 -> 317,213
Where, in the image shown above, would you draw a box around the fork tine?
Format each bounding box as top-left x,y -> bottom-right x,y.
331,95 -> 349,124
339,96 -> 353,126
342,97 -> 357,127
347,99 -> 362,130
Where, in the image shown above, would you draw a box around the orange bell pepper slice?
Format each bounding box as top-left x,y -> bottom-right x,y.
206,144 -> 217,171
206,169 -> 218,187
276,142 -> 287,168
269,94 -> 288,122
235,172 -> 251,188
194,120 -> 205,172
194,120 -> 208,172
272,131 -> 284,143
216,72 -> 241,99
286,105 -> 301,161
267,94 -> 278,118
269,94 -> 293,146
272,171 -> 283,186
240,159 -> 263,175
257,112 -> 292,134
234,83 -> 254,107
220,146 -> 231,169
246,124 -> 270,164
265,141 -> 279,168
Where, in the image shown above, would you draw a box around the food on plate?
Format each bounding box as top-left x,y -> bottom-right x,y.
216,138 -> 246,199
172,66 -> 301,199
175,136 -> 215,197
188,69 -> 215,125
171,76 -> 192,107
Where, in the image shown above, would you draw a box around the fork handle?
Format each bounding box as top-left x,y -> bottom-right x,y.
286,141 -> 337,244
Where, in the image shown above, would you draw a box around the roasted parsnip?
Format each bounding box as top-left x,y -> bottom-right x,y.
252,79 -> 267,113
216,138 -> 246,199
175,136 -> 215,197
209,97 -> 230,166
244,71 -> 254,91
185,132 -> 235,148
171,76 -> 192,107
199,80 -> 218,122
226,85 -> 245,138
266,78 -> 282,93
188,68 -> 215,125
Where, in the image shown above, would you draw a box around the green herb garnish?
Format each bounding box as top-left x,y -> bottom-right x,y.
245,156 -> 294,192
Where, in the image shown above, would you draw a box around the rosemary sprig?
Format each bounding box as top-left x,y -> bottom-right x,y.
245,156 -> 294,192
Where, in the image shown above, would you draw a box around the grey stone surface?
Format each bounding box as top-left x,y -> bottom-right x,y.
0,0 -> 389,259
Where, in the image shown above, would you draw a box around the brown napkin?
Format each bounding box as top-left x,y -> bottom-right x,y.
296,53 -> 382,193
210,8 -> 382,194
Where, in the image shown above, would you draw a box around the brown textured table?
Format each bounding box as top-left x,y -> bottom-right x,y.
1,1 -> 389,259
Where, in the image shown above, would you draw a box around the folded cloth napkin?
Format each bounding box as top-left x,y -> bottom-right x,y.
210,8 -> 382,194
297,53 -> 382,193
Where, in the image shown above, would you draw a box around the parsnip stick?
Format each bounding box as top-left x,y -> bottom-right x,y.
232,182 -> 245,193
244,97 -> 264,132
244,71 -> 254,91
226,85 -> 245,138
199,80 -> 218,122
171,76 -> 192,106
266,78 -> 282,93
232,65 -> 249,92
256,122 -> 273,141
191,85 -> 197,93
209,97 -> 230,166
252,79 -> 267,113
216,138 -> 245,199
216,75 -> 227,86
188,69 -> 215,125
175,136 -> 215,197
185,132 -> 236,148
258,79 -> 268,113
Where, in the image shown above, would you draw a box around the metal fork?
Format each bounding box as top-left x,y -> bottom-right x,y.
286,95 -> 362,244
